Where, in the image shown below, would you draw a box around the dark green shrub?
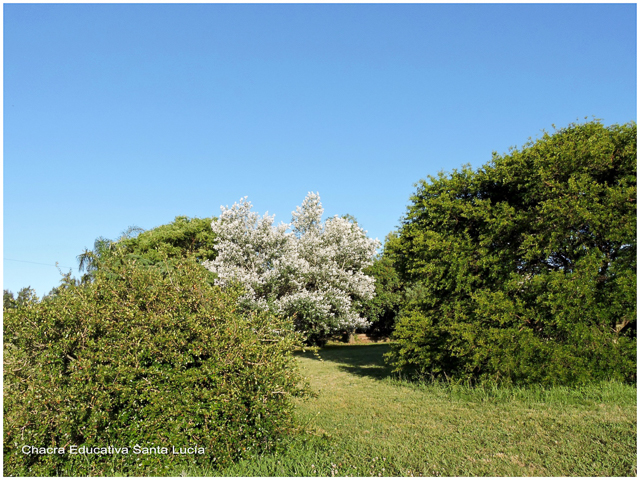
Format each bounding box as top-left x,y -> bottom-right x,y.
387,120 -> 636,385
4,250 -> 306,476
355,240 -> 405,339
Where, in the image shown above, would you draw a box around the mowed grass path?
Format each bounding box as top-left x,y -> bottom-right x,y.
185,343 -> 636,477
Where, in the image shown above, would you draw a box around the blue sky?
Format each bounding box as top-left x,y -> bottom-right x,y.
3,3 -> 637,297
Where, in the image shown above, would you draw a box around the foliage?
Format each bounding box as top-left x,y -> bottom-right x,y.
3,287 -> 38,309
76,217 -> 216,282
354,234 -> 405,338
204,193 -> 380,345
2,289 -> 14,309
4,249 -> 306,476
76,227 -> 143,281
386,120 -> 637,385
119,216 -> 217,263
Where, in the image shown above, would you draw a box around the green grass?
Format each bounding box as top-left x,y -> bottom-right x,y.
175,343 -> 636,477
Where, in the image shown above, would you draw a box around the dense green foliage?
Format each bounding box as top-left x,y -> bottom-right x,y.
3,287 -> 38,309
76,216 -> 217,281
386,120 -> 637,385
355,239 -> 404,339
4,250 -> 305,476
119,216 -> 217,264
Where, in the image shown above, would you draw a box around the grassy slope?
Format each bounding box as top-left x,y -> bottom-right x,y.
180,343 -> 636,477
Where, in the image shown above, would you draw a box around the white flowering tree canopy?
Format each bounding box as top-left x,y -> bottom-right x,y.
203,192 -> 380,343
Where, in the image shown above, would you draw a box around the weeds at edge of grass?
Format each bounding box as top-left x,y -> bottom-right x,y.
384,376 -> 637,407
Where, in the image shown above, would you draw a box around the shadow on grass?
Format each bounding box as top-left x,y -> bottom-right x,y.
297,343 -> 396,381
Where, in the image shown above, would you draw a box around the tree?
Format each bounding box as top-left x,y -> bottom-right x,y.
354,233 -> 405,339
76,217 -> 217,282
3,287 -> 38,309
3,289 -> 16,309
386,120 -> 636,385
77,227 -> 144,281
118,217 -> 217,264
204,193 -> 380,345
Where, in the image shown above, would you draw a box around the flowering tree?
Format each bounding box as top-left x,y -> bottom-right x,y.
203,192 -> 380,344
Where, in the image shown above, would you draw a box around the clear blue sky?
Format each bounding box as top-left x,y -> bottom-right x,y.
3,3 -> 637,297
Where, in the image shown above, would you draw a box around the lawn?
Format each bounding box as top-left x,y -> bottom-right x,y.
178,343 -> 636,477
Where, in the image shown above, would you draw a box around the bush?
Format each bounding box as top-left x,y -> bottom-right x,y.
386,120 -> 636,385
4,250 -> 306,476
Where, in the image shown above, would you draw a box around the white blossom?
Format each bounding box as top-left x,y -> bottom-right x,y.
203,193 -> 380,342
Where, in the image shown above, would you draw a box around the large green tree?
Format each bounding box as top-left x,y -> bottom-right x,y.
387,120 -> 636,385
75,216 -> 217,284
119,216 -> 217,263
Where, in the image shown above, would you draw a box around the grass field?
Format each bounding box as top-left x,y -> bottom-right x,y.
175,343 -> 636,477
